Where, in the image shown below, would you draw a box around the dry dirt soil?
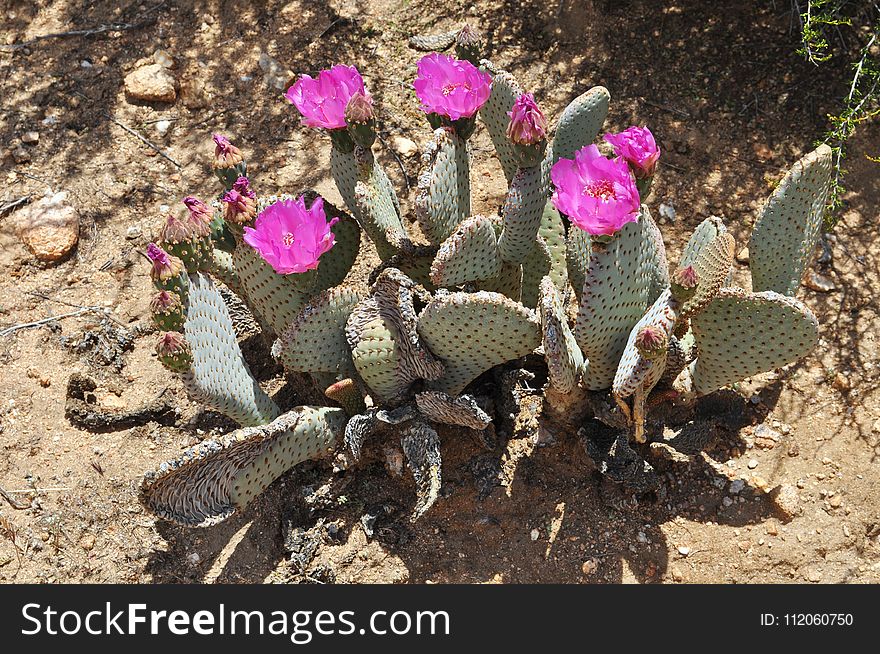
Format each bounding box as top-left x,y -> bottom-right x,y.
1,0 -> 879,584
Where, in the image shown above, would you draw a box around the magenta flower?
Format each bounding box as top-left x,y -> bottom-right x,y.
604,126 -> 660,178
506,93 -> 547,145
285,65 -> 366,130
243,196 -> 339,275
413,53 -> 491,121
550,145 -> 641,236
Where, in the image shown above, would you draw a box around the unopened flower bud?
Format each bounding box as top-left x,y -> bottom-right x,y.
183,196 -> 213,238
635,325 -> 668,360
671,265 -> 698,302
155,331 -> 192,372
344,92 -> 374,124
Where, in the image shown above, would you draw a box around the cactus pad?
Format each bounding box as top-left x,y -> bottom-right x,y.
182,273 -> 279,426
613,289 -> 677,399
680,229 -> 735,318
347,269 -> 444,403
139,407 -> 344,527
689,288 -> 820,395
272,287 -> 364,375
574,209 -> 668,390
537,202 -> 569,291
415,391 -> 492,430
478,66 -> 524,182
418,291 -> 541,395
519,237 -> 552,309
566,225 -> 592,302
231,242 -> 315,336
539,276 -> 585,395
430,215 -> 501,286
549,86 -> 610,165
749,144 -> 833,295
416,128 -> 472,244
498,165 -> 548,264
401,421 -> 443,520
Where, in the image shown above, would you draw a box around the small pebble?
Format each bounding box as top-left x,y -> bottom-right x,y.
21,131 -> 40,144
154,119 -> 171,136
581,559 -> 598,575
677,546 -> 690,556
530,528 -> 539,541
747,458 -> 759,469
125,225 -> 142,240
186,552 -> 201,565
729,479 -> 745,495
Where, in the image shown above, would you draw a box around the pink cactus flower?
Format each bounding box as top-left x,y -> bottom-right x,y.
604,126 -> 660,178
550,144 -> 641,236
413,53 -> 492,121
243,196 -> 339,275
506,93 -> 547,145
285,65 -> 367,130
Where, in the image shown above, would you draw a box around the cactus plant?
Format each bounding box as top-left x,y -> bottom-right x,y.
137,26 -> 832,527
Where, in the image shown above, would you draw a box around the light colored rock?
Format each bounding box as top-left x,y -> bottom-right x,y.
124,63 -> 177,103
12,191 -> 79,262
154,120 -> 171,136
390,135 -> 419,157
21,131 -> 39,144
804,271 -> 836,293
736,246 -> 749,264
770,483 -> 801,520
153,48 -> 175,69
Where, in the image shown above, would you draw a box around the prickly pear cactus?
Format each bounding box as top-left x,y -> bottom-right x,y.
137,26 -> 834,528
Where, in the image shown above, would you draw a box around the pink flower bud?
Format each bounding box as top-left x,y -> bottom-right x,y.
604,126 -> 660,178
506,93 -> 547,145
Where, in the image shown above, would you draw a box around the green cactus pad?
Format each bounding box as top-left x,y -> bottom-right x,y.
207,248 -> 243,295
331,145 -> 402,240
314,202 -> 362,289
231,242 -> 316,336
566,225 -> 592,302
749,144 -> 833,295
478,66 -> 524,182
548,86 -> 611,165
408,29 -> 459,51
520,237 -> 552,309
680,229 -> 735,318
539,276 -> 585,395
401,421 -> 443,520
537,202 -> 569,291
613,289 -> 677,399
430,215 -> 501,286
418,290 -> 541,395
139,406 -> 344,527
498,165 -> 548,264
416,128 -> 472,244
574,208 -> 668,390
679,216 -> 727,268
689,288 -> 820,395
272,287 -> 364,375
415,391 -> 492,430
477,261 -> 523,302
181,273 -> 280,426
355,179 -> 408,261
347,269 -> 444,403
